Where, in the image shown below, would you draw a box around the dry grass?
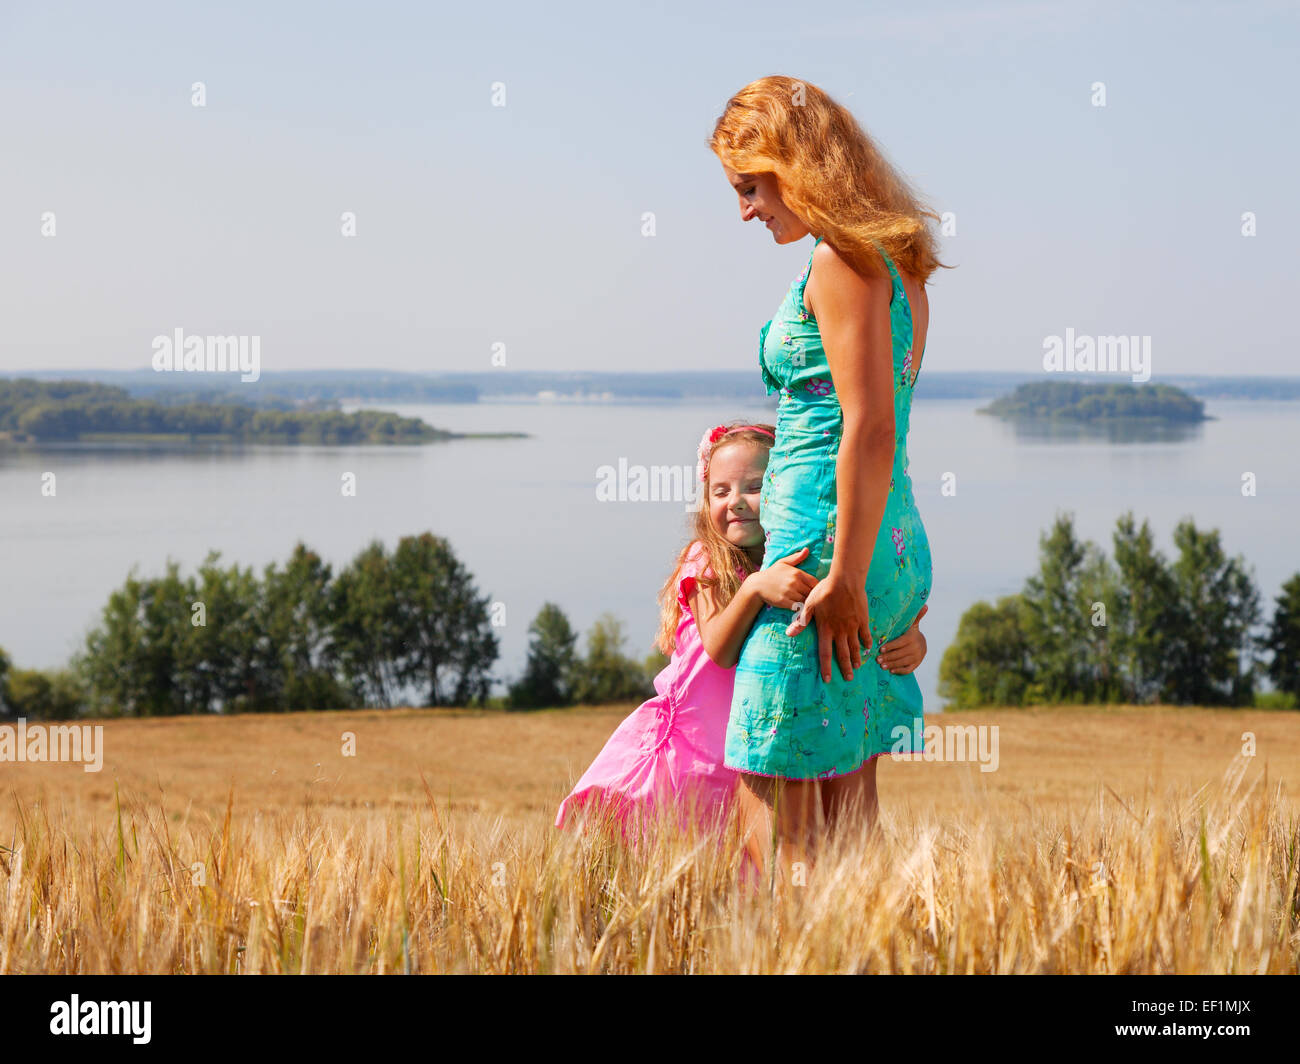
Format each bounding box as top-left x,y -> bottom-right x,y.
1,705 -> 1297,973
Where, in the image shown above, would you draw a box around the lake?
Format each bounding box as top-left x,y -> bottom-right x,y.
2,397 -> 1297,711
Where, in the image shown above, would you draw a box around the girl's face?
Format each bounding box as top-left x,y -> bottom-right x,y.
706,441 -> 767,551
721,166 -> 811,245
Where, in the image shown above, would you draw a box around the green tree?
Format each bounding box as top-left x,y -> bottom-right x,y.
78,562 -> 199,715
0,645 -> 11,715
3,668 -> 85,719
59,532 -> 500,716
387,533 -> 499,707
189,553 -> 273,713
331,541 -> 403,707
258,544 -> 355,710
1163,520 -> 1261,705
643,647 -> 670,683
1110,512 -> 1179,702
331,535 -> 499,707
1265,573 -> 1300,700
569,613 -> 653,705
1019,513 -> 1103,703
1078,545 -> 1124,702
507,603 -> 578,709
17,402 -> 83,440
938,595 -> 1034,707
78,550 -> 350,716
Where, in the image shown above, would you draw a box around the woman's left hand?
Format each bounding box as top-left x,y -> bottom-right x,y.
786,574 -> 872,683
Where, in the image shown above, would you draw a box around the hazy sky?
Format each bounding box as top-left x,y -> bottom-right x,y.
2,0 -> 1296,378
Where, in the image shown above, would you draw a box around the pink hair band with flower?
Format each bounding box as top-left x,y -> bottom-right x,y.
695,423 -> 776,484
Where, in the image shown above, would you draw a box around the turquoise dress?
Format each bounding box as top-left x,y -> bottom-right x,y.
724,237 -> 931,780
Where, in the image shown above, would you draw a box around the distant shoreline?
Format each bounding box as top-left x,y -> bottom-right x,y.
5,368 -> 1300,405
0,430 -> 529,450
0,379 -> 533,446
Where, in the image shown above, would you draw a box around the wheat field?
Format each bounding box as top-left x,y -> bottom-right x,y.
1,704 -> 1297,973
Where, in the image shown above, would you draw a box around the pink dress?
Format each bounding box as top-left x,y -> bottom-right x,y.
555,540 -> 741,839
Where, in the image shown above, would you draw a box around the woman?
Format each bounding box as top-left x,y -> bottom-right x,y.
709,76 -> 947,880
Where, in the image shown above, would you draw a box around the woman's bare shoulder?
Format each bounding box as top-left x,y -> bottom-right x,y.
805,238 -> 892,321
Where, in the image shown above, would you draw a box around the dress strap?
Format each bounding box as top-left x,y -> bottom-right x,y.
797,236 -> 821,289
813,235 -> 900,284
871,240 -> 902,281
871,240 -> 904,308
793,236 -> 821,316
803,236 -> 902,307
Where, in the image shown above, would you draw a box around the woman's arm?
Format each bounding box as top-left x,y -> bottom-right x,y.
818,246 -> 895,586
790,243 -> 897,682
690,547 -> 817,668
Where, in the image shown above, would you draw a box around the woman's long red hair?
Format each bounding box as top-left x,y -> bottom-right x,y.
709,74 -> 950,283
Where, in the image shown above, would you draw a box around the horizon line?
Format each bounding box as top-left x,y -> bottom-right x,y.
4,368 -> 1297,381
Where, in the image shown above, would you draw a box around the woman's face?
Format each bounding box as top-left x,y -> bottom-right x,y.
721,166 -> 811,245
706,441 -> 767,552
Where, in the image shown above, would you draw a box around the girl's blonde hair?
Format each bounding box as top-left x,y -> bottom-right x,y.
654,422 -> 775,655
709,74 -> 950,283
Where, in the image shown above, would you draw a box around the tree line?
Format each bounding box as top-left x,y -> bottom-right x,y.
0,535 -> 657,719
0,379 -> 446,443
6,513 -> 1294,718
939,511 -> 1300,708
980,381 -> 1207,422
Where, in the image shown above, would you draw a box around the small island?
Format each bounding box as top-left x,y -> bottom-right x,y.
978,380 -> 1210,423
0,379 -> 498,445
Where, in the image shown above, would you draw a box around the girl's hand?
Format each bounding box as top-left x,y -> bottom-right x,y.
786,574 -> 872,683
749,546 -> 819,610
876,604 -> 928,674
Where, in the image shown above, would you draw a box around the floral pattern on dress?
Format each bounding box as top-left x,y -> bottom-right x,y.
726,237 -> 932,779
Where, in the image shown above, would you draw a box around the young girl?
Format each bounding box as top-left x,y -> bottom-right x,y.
555,421 -> 928,839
